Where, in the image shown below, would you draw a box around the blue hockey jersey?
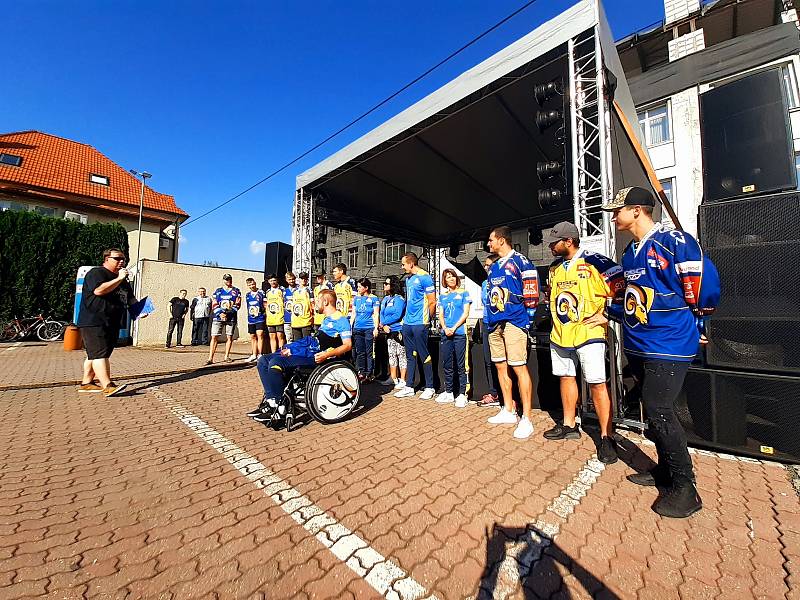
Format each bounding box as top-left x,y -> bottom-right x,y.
485,250 -> 539,330
609,224 -> 720,361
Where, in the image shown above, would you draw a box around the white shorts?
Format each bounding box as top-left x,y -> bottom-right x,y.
550,343 -> 607,384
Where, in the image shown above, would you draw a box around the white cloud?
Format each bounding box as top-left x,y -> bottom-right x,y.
250,240 -> 267,255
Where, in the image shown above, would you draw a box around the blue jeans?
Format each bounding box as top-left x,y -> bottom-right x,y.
256,352 -> 315,400
402,324 -> 433,389
481,322 -> 497,395
441,334 -> 467,395
353,328 -> 374,375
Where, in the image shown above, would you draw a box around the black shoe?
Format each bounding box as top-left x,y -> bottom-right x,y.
654,482 -> 703,518
626,465 -> 671,487
543,424 -> 581,440
246,406 -> 266,418
597,436 -> 618,465
253,412 -> 273,423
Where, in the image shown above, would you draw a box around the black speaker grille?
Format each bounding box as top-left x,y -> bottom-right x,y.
678,368 -> 800,461
700,192 -> 800,373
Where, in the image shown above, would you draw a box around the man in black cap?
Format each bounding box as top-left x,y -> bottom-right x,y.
542,221 -> 624,465
207,273 -> 242,364
596,186 -> 718,518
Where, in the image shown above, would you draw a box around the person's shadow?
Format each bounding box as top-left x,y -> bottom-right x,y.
478,524 -> 621,599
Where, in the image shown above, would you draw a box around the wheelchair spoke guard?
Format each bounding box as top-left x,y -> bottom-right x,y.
305,361 -> 360,424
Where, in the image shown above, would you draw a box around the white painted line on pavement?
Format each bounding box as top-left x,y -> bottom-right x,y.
150,387 -> 437,600
476,457 -> 607,600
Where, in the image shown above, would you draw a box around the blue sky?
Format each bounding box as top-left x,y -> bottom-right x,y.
6,0 -> 665,270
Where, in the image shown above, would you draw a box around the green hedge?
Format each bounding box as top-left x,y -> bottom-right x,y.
0,211 -> 129,322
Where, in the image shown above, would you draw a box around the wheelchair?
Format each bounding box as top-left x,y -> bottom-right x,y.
258,359 -> 361,431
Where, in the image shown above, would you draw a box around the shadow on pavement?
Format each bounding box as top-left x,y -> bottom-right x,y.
125,361 -> 256,395
478,524 -> 621,599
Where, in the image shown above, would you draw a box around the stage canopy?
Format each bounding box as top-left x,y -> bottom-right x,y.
296,0 -> 656,248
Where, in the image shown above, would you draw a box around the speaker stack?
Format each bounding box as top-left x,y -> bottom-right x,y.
263,242 -> 294,288
680,67 -> 800,462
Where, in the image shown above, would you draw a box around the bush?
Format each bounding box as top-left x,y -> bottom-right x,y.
0,211 -> 129,321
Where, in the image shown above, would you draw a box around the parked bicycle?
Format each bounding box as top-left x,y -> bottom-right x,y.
0,315 -> 68,342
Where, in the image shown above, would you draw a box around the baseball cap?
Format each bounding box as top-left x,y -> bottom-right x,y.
601,186 -> 656,211
298,271 -> 309,279
222,273 -> 232,280
542,221 -> 580,245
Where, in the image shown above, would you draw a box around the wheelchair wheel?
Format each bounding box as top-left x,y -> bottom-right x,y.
304,361 -> 360,424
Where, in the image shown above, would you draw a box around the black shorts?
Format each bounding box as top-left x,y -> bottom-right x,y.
292,326 -> 313,340
267,325 -> 282,334
248,322 -> 265,335
81,326 -> 117,360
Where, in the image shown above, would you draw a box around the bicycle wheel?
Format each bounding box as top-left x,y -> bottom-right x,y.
37,320 -> 65,342
1,322 -> 19,342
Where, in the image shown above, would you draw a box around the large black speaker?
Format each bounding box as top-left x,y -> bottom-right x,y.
699,192 -> 800,374
264,242 -> 293,287
700,67 -> 795,202
677,366 -> 800,462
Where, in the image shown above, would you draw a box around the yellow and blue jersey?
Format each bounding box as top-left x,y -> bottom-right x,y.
283,285 -> 298,323
549,249 -> 623,349
334,278 -> 357,317
265,287 -> 285,326
352,294 -> 379,330
439,288 -> 472,335
485,251 -> 539,330
404,269 -> 435,325
313,281 -> 333,325
245,290 -> 266,324
290,285 -> 314,328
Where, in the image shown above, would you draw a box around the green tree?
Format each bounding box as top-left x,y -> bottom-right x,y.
0,211 -> 129,322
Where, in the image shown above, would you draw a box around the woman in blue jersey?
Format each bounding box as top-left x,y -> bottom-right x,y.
436,268 -> 472,408
351,278 -> 380,382
379,276 -> 407,389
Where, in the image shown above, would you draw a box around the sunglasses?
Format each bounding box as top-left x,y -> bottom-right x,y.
109,256 -> 126,262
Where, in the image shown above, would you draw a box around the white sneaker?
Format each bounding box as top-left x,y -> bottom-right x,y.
513,416 -> 534,439
394,386 -> 415,398
488,408 -> 519,425
454,394 -> 468,408
246,354 -> 257,363
435,392 -> 454,404
394,379 -> 406,389
419,388 -> 435,400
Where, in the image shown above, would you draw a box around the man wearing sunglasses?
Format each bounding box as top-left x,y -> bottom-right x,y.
76,248 -> 142,397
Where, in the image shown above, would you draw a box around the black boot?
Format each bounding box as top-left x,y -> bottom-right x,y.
626,464 -> 671,487
654,481 -> 702,518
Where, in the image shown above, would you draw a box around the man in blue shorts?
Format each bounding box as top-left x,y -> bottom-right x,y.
394,252 -> 437,399
248,288 -> 352,421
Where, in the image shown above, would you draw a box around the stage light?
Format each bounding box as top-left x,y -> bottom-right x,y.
534,81 -> 562,106
316,248 -> 327,260
536,161 -> 562,180
314,225 -> 327,244
528,229 -> 543,246
538,188 -> 563,209
536,109 -> 562,132
449,244 -> 460,258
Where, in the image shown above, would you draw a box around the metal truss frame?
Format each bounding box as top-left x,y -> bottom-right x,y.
292,187 -> 314,275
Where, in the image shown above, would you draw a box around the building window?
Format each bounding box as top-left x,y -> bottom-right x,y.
319,258 -> 327,275
331,250 -> 342,267
0,201 -> 27,212
660,178 -> 676,227
64,211 -> 88,225
637,102 -> 671,147
347,247 -> 358,270
384,241 -> 406,263
332,227 -> 342,235
0,153 -> 22,167
34,206 -> 56,217
89,174 -> 109,186
365,243 -> 377,267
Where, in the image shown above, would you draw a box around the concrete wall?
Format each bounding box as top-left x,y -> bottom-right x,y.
133,260 -> 263,347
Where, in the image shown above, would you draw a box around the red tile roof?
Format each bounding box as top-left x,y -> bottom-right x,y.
0,131 -> 187,218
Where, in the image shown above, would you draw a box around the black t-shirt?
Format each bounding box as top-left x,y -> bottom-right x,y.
77,266 -> 135,328
169,297 -> 189,319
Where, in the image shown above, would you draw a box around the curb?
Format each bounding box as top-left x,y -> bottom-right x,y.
0,360 -> 254,392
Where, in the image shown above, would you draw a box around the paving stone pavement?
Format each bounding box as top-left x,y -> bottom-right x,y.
0,341 -> 252,390
0,345 -> 798,599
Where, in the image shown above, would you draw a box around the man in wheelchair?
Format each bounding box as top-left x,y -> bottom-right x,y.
248,288 -> 353,423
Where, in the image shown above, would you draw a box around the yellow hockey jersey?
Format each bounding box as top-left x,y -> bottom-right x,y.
549,249 -> 624,349
291,286 -> 314,328
265,287 -> 285,326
